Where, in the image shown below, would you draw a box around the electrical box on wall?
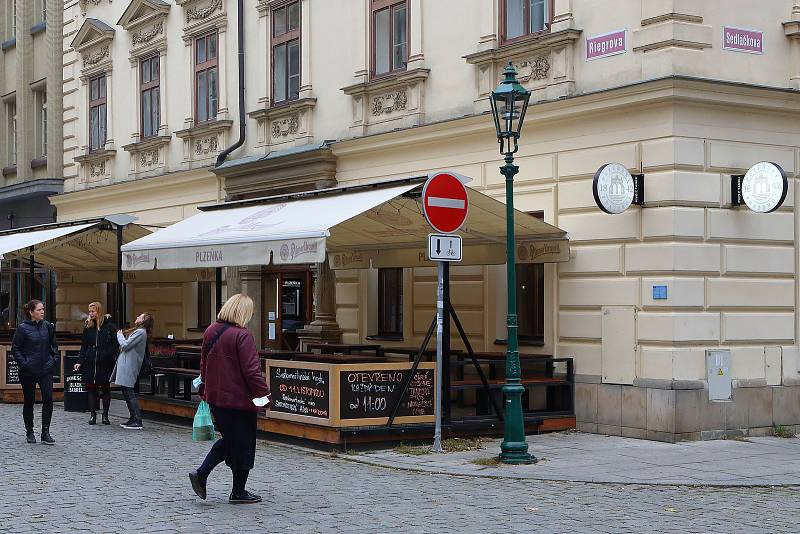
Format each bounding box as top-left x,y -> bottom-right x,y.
601,306 -> 637,385
706,349 -> 732,401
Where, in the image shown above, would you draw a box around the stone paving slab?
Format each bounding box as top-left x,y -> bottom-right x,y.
348,432 -> 800,486
1,401 -> 800,533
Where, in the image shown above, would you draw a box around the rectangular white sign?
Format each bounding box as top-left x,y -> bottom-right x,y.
427,234 -> 462,262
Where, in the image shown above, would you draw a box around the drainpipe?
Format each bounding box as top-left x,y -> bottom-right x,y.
216,0 -> 246,167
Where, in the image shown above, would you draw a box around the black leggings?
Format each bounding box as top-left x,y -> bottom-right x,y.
20,374 -> 53,432
121,386 -> 141,423
87,384 -> 111,414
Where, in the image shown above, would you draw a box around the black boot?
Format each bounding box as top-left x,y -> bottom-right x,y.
229,491 -> 262,504
88,412 -> 97,425
40,428 -> 55,445
26,430 -> 36,444
189,471 -> 207,500
101,413 -> 110,425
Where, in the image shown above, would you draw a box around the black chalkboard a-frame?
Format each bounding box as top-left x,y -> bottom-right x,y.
339,367 -> 435,420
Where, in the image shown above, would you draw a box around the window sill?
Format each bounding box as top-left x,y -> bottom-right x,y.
494,338 -> 545,347
30,22 -> 46,36
75,148 -> 116,164
366,334 -> 404,342
175,119 -> 233,139
1,165 -> 17,177
30,158 -> 47,170
342,68 -> 429,96
1,38 -> 16,51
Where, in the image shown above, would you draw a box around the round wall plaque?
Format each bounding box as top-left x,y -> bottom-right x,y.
592,163 -> 635,214
741,162 -> 787,213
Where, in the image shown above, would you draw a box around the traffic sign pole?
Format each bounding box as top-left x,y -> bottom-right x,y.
432,261 -> 444,453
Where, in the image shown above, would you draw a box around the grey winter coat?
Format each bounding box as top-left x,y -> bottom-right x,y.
111,328 -> 147,388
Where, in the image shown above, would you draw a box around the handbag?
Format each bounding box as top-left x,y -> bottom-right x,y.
192,400 -> 216,442
138,343 -> 152,380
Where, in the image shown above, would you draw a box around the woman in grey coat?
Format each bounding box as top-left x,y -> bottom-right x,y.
113,312 -> 153,430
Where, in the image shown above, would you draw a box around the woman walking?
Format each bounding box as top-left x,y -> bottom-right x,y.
190,294 -> 270,504
73,302 -> 118,425
112,312 -> 153,430
11,300 -> 58,445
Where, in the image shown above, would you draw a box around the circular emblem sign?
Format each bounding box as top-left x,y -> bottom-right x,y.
422,172 -> 469,234
592,163 -> 635,214
742,162 -> 788,213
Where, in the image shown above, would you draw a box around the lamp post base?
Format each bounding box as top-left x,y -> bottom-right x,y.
499,444 -> 537,465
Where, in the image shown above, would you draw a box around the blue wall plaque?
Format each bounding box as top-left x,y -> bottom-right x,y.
652,285 -> 668,300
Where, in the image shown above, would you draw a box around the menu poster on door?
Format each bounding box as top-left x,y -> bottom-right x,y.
269,366 -> 330,419
339,368 -> 434,420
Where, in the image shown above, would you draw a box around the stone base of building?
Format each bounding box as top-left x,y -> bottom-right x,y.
576,376 -> 800,443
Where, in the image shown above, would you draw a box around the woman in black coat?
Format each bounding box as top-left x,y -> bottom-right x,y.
11,299 -> 59,445
73,302 -> 118,425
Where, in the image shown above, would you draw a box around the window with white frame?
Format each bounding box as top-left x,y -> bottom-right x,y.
371,0 -> 407,77
40,0 -> 46,23
502,0 -> 551,43
8,0 -> 17,38
89,74 -> 108,152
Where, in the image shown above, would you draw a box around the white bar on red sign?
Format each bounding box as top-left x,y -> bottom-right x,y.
586,29 -> 626,60
427,197 -> 466,209
723,26 -> 763,54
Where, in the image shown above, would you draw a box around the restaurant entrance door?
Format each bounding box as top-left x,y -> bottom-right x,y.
260,267 -> 313,351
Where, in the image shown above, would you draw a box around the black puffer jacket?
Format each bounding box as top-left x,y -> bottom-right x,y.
78,316 -> 119,384
11,320 -> 59,378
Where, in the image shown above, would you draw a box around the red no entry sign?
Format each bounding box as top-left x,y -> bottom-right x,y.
422,172 -> 469,234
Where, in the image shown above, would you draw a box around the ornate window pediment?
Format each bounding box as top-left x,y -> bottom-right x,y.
118,0 -> 170,53
176,0 -> 227,38
341,68 -> 429,137
464,28 -> 581,107
71,18 -> 115,73
80,0 -> 112,15
248,98 -> 317,151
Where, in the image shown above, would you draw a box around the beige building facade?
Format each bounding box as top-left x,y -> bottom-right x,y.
57,0 -> 800,440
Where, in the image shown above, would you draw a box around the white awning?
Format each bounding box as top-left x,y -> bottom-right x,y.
121,178 -> 570,271
0,216 -> 150,272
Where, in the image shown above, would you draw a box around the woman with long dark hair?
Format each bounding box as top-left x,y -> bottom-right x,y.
73,302 -> 118,425
190,294 -> 270,504
11,300 -> 58,444
112,312 -> 153,430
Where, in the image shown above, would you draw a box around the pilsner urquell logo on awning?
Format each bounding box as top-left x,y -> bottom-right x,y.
723,26 -> 763,54
586,29 -> 626,60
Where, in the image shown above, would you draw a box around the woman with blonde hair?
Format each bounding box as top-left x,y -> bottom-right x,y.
112,312 -> 154,430
190,293 -> 270,504
73,302 -> 118,425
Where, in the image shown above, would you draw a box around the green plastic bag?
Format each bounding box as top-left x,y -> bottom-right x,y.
192,401 -> 216,442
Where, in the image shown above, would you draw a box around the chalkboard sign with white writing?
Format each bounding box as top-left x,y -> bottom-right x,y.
340,368 -> 434,420
6,357 -> 20,385
269,366 -> 330,419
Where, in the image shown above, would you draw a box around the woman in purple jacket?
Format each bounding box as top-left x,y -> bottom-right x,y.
189,293 -> 270,504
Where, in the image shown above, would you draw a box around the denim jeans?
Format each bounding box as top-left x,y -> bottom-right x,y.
121,386 -> 141,423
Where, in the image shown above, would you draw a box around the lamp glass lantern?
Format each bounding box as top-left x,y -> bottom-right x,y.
490,62 -> 531,155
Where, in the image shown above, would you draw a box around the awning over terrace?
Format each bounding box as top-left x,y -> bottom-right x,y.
120,177 -> 570,271
0,215 -> 149,271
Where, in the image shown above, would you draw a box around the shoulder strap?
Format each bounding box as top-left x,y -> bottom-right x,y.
203,324 -> 232,355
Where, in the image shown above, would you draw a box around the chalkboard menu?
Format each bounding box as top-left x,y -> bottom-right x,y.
340,368 -> 435,420
269,366 -> 330,419
6,357 -> 20,385
4,353 -> 63,385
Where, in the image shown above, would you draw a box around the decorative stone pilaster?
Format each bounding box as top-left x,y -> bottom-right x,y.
784,2 -> 800,89
297,258 -> 342,350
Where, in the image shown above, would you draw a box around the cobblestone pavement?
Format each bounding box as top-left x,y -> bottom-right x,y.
1,403 -> 799,533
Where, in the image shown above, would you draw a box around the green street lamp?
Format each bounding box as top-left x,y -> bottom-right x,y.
490,61 -> 535,465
